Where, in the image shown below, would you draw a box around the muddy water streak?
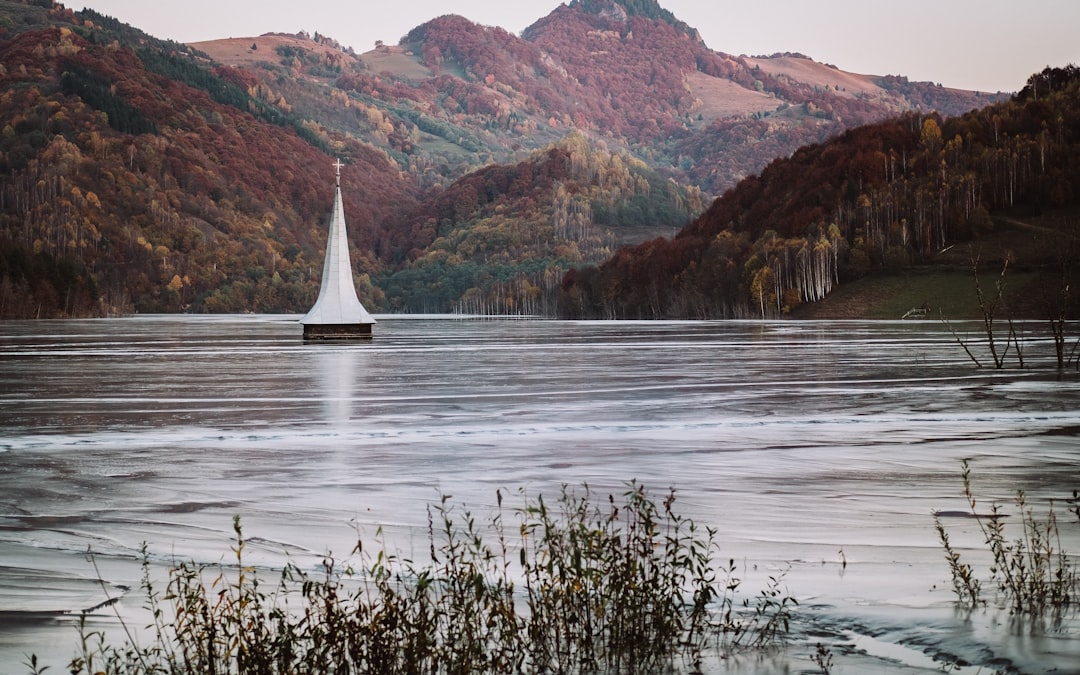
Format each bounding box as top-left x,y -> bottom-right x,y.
1,316 -> 1079,672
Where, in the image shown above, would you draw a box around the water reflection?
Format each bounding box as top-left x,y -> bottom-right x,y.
314,345 -> 364,425
1,315 -> 1079,673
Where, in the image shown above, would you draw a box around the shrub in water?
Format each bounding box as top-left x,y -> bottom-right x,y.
935,460 -> 1079,617
59,483 -> 796,674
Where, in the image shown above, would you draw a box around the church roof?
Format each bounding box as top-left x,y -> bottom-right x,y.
300,161 -> 376,327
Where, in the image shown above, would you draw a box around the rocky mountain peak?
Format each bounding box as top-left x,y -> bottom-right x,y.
568,0 -> 697,38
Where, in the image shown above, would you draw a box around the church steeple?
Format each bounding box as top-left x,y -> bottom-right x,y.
299,159 -> 376,339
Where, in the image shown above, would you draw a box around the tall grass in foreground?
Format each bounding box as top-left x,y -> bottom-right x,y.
61,483 -> 795,674
936,460 -> 1080,617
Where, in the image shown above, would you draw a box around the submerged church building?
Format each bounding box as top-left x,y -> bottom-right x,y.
300,160 -> 376,339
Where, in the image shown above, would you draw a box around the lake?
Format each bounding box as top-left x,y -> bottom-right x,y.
2,315 -> 1079,673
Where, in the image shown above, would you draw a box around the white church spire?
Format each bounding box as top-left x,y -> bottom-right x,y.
299,159 -> 376,338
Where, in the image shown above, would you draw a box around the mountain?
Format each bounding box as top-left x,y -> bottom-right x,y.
183,0 -> 1003,215
225,0 -> 1000,197
0,2 -> 422,317
0,0 -> 1011,318
375,131 -> 706,314
559,66 -> 1080,320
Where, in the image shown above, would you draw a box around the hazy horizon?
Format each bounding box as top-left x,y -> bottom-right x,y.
77,0 -> 1078,93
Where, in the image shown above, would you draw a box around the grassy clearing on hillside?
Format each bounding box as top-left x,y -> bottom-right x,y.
792,269 -> 993,320
792,266 -> 1079,321
796,216 -> 1078,321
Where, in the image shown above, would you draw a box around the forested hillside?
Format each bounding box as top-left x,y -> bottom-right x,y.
0,0 -> 1009,318
383,0 -> 996,195
0,2 -> 418,317
559,66 -> 1080,319
377,132 -> 704,313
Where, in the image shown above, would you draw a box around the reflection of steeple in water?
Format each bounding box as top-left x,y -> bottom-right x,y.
318,346 -> 359,425
300,159 -> 376,339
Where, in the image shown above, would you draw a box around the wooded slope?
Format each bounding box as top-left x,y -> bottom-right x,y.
559,67 -> 1080,320
0,0 -> 1013,318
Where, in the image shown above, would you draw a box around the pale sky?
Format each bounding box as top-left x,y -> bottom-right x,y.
77,1 -> 1077,93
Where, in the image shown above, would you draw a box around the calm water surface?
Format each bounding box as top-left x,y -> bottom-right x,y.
2,315 -> 1079,673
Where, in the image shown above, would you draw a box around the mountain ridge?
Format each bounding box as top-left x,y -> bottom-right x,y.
0,0 -> 1025,318
194,1 -> 999,196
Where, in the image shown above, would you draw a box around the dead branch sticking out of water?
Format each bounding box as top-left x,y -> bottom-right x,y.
943,254 -> 1027,369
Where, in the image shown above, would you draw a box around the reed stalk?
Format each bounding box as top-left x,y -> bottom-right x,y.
57,483 -> 796,674
935,460 -> 1078,617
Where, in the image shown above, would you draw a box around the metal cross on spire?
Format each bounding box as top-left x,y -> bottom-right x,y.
333,158 -> 344,186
